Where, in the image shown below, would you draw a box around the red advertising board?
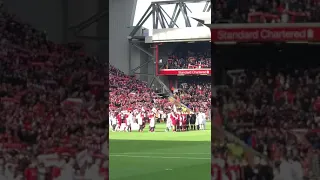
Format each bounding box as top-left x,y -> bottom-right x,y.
209,23 -> 320,42
159,69 -> 211,76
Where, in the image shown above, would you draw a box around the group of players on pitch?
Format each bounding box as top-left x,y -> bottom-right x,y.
109,107 -> 207,132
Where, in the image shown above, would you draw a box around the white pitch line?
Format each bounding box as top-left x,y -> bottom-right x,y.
111,152 -> 209,155
110,154 -> 210,160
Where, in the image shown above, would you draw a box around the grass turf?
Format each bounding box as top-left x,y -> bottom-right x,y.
109,122 -> 211,180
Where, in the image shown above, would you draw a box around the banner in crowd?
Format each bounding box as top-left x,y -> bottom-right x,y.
210,23 -> 320,42
159,69 -> 211,76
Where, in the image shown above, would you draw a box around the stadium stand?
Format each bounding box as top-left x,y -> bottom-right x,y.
109,41 -> 211,132
0,4 -> 108,180
109,65 -> 211,129
173,76 -> 211,113
212,0 -> 320,23
212,44 -> 320,180
162,43 -> 211,69
109,65 -> 172,113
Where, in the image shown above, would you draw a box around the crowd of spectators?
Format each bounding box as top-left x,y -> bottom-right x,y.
109,65 -> 173,114
306,130 -> 320,150
0,4 -> 108,180
212,0 -> 320,23
213,66 -> 320,179
173,77 -> 211,114
212,135 -> 277,180
165,52 -> 211,69
109,65 -> 212,122
163,43 -> 211,69
109,43 -> 211,121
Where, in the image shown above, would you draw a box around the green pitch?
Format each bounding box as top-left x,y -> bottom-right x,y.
109,122 -> 211,180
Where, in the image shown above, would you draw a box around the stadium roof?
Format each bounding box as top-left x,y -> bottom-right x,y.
131,0 -> 211,37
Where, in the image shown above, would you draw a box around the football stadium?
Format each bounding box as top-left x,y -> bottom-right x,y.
109,0 -> 211,180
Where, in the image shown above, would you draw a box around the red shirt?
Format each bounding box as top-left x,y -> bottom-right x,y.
51,167 -> 61,179
274,89 -> 283,101
248,12 -> 263,23
62,136 -> 70,144
251,135 -> 257,149
91,88 -> 100,96
226,165 -> 241,180
285,91 -> 295,104
24,120 -> 32,131
25,168 -> 37,180
313,97 -> 320,112
100,168 -> 108,180
211,164 -> 222,180
116,115 -> 121,124
182,115 -> 187,124
171,114 -> 177,125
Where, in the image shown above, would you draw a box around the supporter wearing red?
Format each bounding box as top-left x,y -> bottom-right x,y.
109,65 -> 170,113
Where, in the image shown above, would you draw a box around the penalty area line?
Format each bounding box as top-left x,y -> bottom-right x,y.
110,154 -> 210,160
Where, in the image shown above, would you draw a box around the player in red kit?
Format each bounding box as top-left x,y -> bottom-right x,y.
171,111 -> 177,132
177,112 -> 182,131
122,113 -> 128,132
116,113 -> 122,131
182,112 -> 187,131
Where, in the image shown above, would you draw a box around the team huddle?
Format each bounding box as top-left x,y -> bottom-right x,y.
109,107 -> 207,132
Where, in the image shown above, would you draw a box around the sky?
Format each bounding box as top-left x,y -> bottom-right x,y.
133,0 -> 208,35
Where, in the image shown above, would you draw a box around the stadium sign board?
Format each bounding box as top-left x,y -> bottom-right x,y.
208,23 -> 320,43
159,69 -> 211,75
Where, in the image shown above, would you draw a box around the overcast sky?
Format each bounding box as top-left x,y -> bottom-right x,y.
133,0 -> 208,35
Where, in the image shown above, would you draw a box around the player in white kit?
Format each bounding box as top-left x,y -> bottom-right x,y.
165,112 -> 172,132
110,113 -> 117,132
200,111 -> 206,130
126,111 -> 133,132
137,112 -> 144,132
149,113 -> 155,132
195,112 -> 201,130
